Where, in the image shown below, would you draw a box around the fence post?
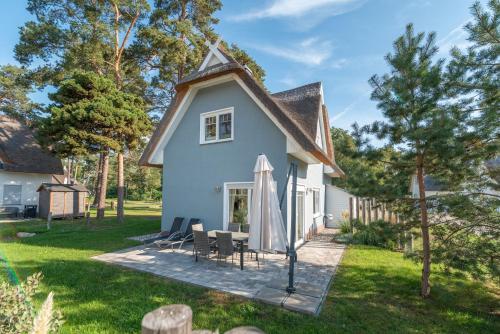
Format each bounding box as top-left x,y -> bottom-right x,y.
374,200 -> 379,221
349,197 -> 353,223
47,212 -> 52,230
362,199 -> 366,224
356,197 -> 360,221
86,211 -> 91,226
367,200 -> 372,224
142,304 -> 192,334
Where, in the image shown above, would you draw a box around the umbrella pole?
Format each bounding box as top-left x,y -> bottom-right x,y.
286,162 -> 298,294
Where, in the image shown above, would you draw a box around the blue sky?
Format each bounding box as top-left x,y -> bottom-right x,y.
0,0 -> 479,131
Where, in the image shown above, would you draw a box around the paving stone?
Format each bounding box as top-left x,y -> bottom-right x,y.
254,287 -> 288,306
92,228 -> 344,315
294,282 -> 324,298
282,293 -> 321,315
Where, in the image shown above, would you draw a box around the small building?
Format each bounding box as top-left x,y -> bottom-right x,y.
37,183 -> 89,219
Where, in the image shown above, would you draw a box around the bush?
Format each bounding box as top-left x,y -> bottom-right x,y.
0,272 -> 63,334
340,220 -> 352,234
352,220 -> 401,249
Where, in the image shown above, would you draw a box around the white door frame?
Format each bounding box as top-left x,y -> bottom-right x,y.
223,182 -> 253,231
295,184 -> 306,245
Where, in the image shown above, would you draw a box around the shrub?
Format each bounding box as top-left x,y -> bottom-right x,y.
352,220 -> 401,249
0,272 -> 63,334
340,220 -> 352,234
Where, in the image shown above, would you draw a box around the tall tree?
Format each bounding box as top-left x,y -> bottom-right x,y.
40,71 -> 151,219
0,65 -> 39,124
16,0 -> 151,221
134,0 -> 265,112
362,24 -> 472,297
427,0 -> 499,281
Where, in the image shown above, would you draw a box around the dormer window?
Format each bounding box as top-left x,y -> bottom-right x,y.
200,107 -> 234,144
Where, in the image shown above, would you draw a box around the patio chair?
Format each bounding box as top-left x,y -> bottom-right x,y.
143,217 -> 184,244
216,231 -> 236,268
155,218 -> 200,250
241,224 -> 250,233
228,223 -> 240,232
193,230 -> 216,261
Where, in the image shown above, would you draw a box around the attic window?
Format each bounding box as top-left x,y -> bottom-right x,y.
200,108 -> 234,144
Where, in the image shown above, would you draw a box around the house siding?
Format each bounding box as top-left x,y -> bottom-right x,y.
162,80 -> 288,231
0,171 -> 53,212
285,160 -> 328,244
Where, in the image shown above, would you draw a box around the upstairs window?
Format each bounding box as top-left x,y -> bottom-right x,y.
200,107 -> 234,144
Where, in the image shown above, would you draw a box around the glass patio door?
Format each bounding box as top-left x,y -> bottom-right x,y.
296,191 -> 305,242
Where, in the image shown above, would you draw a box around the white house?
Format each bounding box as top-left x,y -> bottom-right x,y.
0,116 -> 64,215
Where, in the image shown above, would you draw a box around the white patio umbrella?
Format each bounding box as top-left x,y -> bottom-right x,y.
248,154 -> 288,253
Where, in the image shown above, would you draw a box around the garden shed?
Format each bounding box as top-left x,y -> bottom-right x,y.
37,183 -> 89,219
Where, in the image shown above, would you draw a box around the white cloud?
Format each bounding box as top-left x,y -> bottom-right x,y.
438,20 -> 471,55
229,0 -> 365,23
250,38 -> 333,66
330,109 -> 348,122
330,58 -> 348,69
279,75 -> 299,88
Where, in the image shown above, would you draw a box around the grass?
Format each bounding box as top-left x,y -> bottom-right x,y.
1,201 -> 498,333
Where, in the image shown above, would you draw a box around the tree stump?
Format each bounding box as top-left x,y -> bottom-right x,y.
142,305 -> 192,334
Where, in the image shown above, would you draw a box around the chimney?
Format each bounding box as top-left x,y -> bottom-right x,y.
244,64 -> 253,76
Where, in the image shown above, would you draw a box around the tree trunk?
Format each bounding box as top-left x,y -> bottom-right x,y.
66,158 -> 72,182
96,151 -> 109,219
92,153 -> 103,206
117,152 -> 124,223
416,158 -> 431,298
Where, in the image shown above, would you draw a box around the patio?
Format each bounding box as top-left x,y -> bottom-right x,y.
93,229 -> 345,315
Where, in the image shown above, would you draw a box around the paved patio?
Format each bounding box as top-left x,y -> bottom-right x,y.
93,229 -> 345,315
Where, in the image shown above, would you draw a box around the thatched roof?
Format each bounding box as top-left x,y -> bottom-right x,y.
140,45 -> 342,176
0,116 -> 64,175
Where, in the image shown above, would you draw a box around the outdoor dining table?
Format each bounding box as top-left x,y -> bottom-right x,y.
207,230 -> 249,270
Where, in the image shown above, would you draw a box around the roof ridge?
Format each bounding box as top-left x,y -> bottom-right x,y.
271,81 -> 322,98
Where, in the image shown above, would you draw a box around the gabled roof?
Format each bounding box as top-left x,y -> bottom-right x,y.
0,116 -> 64,175
140,43 -> 343,176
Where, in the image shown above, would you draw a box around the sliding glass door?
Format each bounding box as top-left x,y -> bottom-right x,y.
296,190 -> 305,242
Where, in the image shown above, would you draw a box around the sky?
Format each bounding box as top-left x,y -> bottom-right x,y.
0,0 -> 481,132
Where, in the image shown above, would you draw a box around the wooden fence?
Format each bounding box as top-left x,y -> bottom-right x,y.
348,197 -> 399,225
141,304 -> 264,334
348,197 -> 413,250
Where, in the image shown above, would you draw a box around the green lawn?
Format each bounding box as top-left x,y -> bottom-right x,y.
0,201 -> 498,334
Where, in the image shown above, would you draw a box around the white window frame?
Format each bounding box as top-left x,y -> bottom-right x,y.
200,107 -> 234,144
312,188 -> 321,217
223,182 -> 254,231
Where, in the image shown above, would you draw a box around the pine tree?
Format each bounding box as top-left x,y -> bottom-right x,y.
15,0 -> 151,221
134,0 -> 265,111
363,24 -> 471,297
0,65 -> 39,124
40,71 -> 151,219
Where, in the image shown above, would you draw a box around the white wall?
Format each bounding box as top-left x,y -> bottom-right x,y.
285,161 -> 326,246
0,171 -> 53,211
325,185 -> 354,227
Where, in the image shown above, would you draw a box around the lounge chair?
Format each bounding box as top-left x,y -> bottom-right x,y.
155,218 -> 200,250
143,217 -> 184,244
